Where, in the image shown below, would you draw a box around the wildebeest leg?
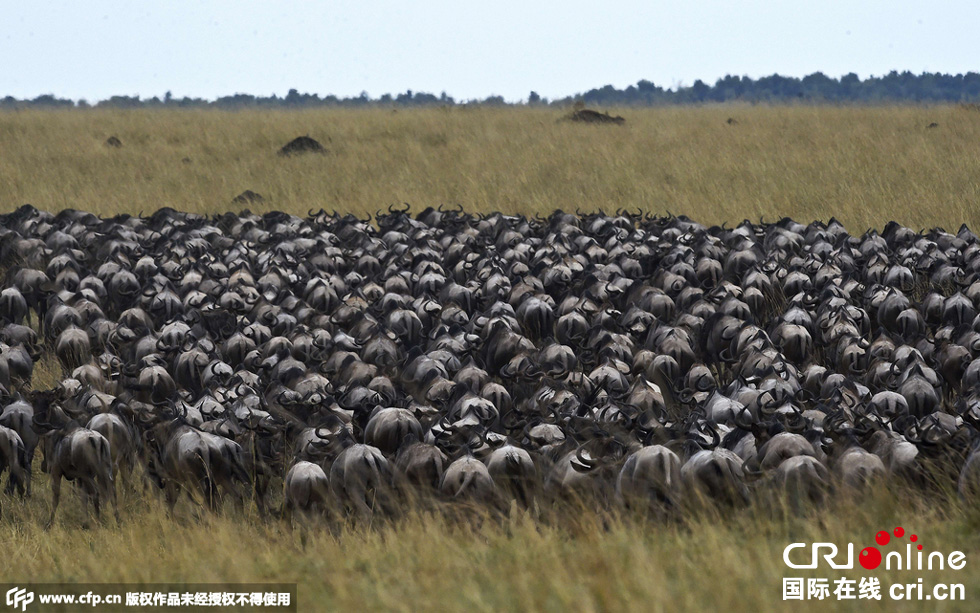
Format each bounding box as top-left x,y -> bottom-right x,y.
120,458 -> 136,495
254,475 -> 269,515
213,474 -> 243,513
5,446 -> 29,497
25,448 -> 35,496
103,468 -> 120,523
45,471 -> 63,529
23,463 -> 31,497
282,498 -> 294,529
112,485 -> 120,523
4,473 -> 23,497
200,477 -> 219,513
138,463 -> 151,494
234,479 -> 248,513
110,461 -> 122,497
164,482 -> 180,518
78,486 -> 93,529
109,462 -> 121,506
349,484 -> 374,522
82,478 -> 102,529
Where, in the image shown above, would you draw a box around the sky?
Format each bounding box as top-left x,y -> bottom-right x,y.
2,0 -> 978,103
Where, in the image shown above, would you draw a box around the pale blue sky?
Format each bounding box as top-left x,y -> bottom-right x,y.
2,1 -> 977,102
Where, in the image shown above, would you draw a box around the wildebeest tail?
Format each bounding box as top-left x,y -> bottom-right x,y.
454,471 -> 477,498
89,435 -> 114,482
363,453 -> 385,487
222,444 -> 251,486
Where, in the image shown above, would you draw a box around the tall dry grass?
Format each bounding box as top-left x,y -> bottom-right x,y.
3,471 -> 980,612
1,106 -> 980,229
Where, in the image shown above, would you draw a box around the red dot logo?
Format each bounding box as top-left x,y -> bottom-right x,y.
875,531 -> 890,546
859,546 -> 882,570
894,527 -> 905,537
910,535 -> 917,542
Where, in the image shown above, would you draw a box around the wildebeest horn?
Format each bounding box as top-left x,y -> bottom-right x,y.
32,415 -> 57,430
499,407 -> 526,433
312,426 -> 334,442
571,445 -> 599,472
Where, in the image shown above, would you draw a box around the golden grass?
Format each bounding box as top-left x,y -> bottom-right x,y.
5,106 -> 980,611
2,474 -> 979,612
1,106 -> 980,229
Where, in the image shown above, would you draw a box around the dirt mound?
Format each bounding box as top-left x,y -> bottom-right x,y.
232,190 -> 264,204
105,136 -> 122,147
927,122 -> 939,129
566,109 -> 625,125
278,136 -> 326,156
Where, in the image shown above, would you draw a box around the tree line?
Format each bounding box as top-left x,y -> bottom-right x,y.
4,71 -> 980,109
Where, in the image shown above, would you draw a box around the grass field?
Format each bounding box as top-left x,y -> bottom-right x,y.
2,106 -> 980,229
3,106 -> 980,611
3,471 -> 980,612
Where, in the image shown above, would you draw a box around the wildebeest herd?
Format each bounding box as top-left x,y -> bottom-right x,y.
2,204 -> 980,527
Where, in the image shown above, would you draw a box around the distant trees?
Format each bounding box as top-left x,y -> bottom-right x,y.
0,94 -> 74,109
3,72 -> 980,110
573,71 -> 980,105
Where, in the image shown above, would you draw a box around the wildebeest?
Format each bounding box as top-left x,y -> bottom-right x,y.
143,417 -> 250,514
32,407 -> 118,528
0,425 -> 29,498
329,443 -> 393,520
283,460 -> 331,523
1,203 -> 980,526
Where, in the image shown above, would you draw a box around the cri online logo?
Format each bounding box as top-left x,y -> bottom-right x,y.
783,527 -> 967,571
5,587 -> 34,612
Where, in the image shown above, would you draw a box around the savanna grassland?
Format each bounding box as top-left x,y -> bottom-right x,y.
3,479 -> 980,613
4,106 -> 980,612
1,105 -> 980,229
